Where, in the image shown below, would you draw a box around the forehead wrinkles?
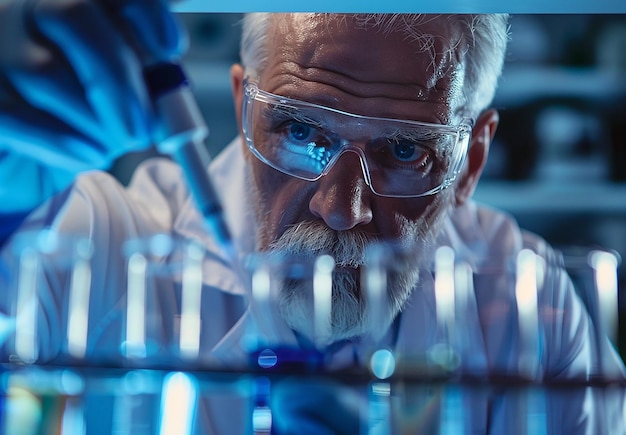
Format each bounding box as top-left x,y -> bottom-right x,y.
350,14 -> 467,90
273,14 -> 467,93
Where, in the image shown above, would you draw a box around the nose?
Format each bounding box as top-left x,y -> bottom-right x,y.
308,151 -> 373,231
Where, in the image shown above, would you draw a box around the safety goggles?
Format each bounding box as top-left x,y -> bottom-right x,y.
242,79 -> 473,198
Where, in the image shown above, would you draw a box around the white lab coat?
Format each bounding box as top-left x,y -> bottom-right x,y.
1,137 -> 625,434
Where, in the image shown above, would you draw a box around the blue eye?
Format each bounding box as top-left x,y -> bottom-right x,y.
393,141 -> 416,161
288,122 -> 312,142
377,138 -> 430,170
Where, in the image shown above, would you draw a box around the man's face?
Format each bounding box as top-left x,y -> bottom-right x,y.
242,14 -> 469,345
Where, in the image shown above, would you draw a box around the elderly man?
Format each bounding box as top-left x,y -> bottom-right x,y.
0,2 -> 624,433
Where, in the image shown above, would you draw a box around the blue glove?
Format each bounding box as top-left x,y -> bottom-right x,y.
0,0 -> 187,214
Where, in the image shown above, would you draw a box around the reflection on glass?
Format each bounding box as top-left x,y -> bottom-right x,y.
313,255 -> 335,349
253,376 -> 272,434
590,250 -> 619,343
159,372 -> 198,435
367,381 -> 391,435
8,230 -> 94,364
121,234 -> 211,366
515,249 -> 541,379
1,232 -> 623,434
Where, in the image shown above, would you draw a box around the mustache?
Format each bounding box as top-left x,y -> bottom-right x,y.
267,221 -> 377,268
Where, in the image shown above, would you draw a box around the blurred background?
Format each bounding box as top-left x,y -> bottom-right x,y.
474,14 -> 626,355
109,13 -> 626,354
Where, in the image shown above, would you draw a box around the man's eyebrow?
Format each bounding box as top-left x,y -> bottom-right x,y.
386,128 -> 450,144
266,104 -> 324,128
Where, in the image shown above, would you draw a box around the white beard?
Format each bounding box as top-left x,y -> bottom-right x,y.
245,153 -> 455,347
257,195 -> 453,347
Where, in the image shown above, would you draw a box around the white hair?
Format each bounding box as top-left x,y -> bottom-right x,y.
239,13 -> 510,118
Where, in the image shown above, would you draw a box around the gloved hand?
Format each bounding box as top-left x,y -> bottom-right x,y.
0,0 -> 187,214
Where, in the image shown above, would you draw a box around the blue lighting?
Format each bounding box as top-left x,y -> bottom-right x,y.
370,349 -> 396,380
258,348 -> 278,368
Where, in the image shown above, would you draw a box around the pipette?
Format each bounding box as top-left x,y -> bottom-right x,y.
143,62 -> 233,258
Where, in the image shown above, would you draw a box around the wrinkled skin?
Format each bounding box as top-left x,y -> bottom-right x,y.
230,14 -> 499,345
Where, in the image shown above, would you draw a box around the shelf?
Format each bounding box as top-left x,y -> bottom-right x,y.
494,66 -> 626,108
474,180 -> 626,215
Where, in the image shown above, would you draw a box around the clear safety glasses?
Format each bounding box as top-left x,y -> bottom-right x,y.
242,79 -> 474,198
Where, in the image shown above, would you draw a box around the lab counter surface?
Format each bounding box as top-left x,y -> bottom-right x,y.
2,363 -> 626,434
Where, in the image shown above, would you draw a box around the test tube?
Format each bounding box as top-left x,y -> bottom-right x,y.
313,255 -> 335,349
363,244 -> 389,343
515,249 -> 540,379
431,246 -> 459,372
8,229 -> 97,364
65,239 -> 94,359
179,242 -> 204,360
14,244 -> 40,363
434,246 -> 456,341
123,234 -> 211,364
125,251 -> 148,360
249,255 -> 272,352
453,261 -> 472,361
589,250 -> 619,344
364,273 -> 397,435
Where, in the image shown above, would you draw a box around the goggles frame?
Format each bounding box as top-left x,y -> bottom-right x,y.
242,78 -> 474,198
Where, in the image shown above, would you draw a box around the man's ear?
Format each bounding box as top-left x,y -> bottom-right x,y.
454,109 -> 499,206
230,63 -> 245,135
